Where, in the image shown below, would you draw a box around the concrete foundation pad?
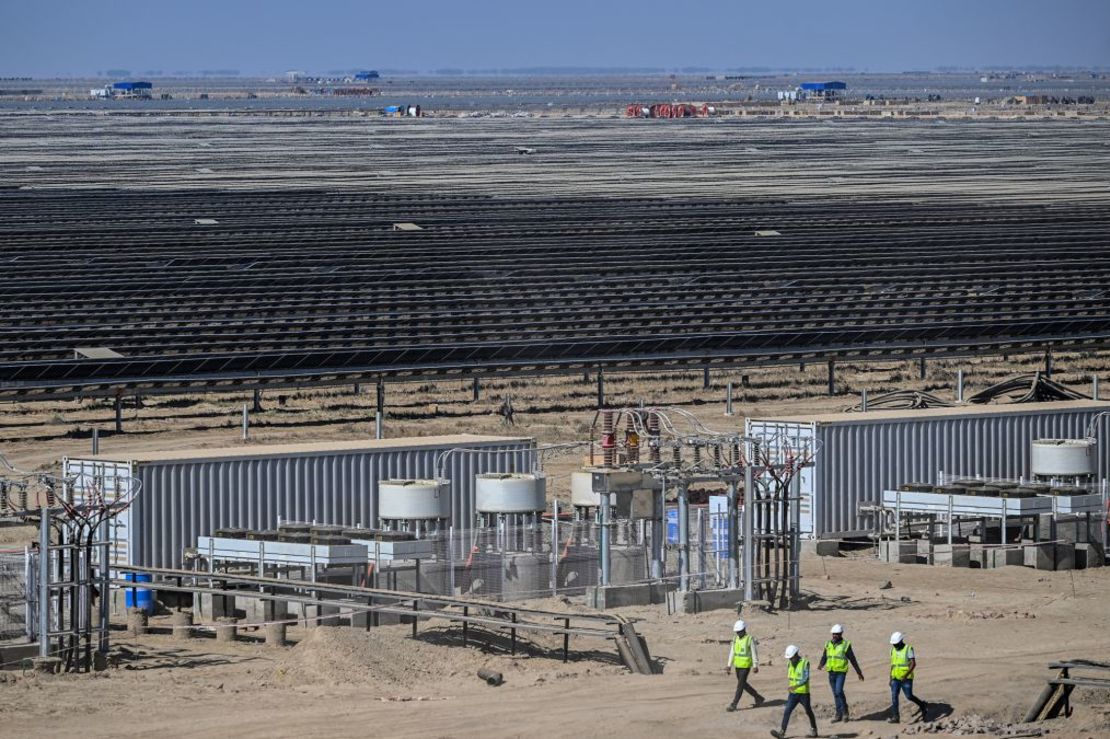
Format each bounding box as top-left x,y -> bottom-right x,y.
879,541 -> 917,564
932,544 -> 970,568
586,582 -> 675,610
801,539 -> 840,557
682,588 -> 746,614
984,548 -> 1023,569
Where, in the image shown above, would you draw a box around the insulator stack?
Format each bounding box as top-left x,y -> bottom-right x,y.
647,412 -> 661,463
602,410 -> 616,468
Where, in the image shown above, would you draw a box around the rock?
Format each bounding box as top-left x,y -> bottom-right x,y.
880,580 -> 894,590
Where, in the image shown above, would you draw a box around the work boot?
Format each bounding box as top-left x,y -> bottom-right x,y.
831,714 -> 843,723
887,715 -> 900,724
754,695 -> 766,707
770,731 -> 785,739
916,703 -> 930,721
808,728 -> 819,738
725,704 -> 737,713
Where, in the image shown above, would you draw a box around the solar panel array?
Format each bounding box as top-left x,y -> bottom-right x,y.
1,189 -> 1108,398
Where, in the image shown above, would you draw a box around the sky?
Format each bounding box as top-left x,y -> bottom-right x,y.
1,0 -> 1108,77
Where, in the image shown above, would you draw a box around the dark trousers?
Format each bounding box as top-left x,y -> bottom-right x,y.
890,678 -> 927,718
828,670 -> 849,717
782,692 -> 818,733
730,667 -> 764,707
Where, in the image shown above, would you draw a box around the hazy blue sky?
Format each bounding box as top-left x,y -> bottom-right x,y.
2,0 -> 1108,76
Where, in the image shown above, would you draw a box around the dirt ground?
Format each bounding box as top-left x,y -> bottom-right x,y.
1,353 -> 1109,738
1,554 -> 1108,738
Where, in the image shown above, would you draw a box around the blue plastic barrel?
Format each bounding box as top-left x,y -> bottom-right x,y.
123,572 -> 156,614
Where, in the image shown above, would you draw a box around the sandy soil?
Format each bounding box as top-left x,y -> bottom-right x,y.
2,554 -> 1108,738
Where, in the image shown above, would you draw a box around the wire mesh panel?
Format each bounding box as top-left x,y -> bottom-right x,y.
0,548 -> 30,641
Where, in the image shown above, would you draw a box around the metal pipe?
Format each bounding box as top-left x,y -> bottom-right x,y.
696,507 -> 707,590
725,382 -> 734,416
678,485 -> 689,591
651,481 -> 664,580
91,429 -> 99,456
551,500 -> 559,596
596,368 -> 605,409
703,366 -> 710,390
38,506 -> 50,657
727,480 -> 739,589
861,389 -> 868,412
919,357 -> 927,380
241,404 -> 249,441
789,473 -> 801,602
742,466 -> 754,601
98,517 -> 110,655
827,360 -> 835,396
599,490 -> 611,587
1093,375 -> 1100,401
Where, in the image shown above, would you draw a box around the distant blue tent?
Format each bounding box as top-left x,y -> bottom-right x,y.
113,81 -> 153,91
354,71 -> 380,81
799,81 -> 847,92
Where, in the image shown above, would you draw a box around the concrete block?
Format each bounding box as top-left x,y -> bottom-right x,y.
586,582 -> 674,610
1054,542 -> 1075,571
967,546 -> 987,569
682,588 -> 746,614
1024,542 -> 1055,570
985,548 -> 1023,568
1075,542 -> 1105,569
932,544 -> 970,568
801,539 -> 840,557
879,540 -> 916,564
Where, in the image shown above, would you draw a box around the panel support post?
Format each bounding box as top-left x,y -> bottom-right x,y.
1044,349 -> 1053,378
375,378 -> 385,440
252,389 -> 263,413
827,360 -> 835,396
742,465 -> 754,602
703,366 -> 711,390
114,394 -> 123,433
727,481 -> 739,589
596,368 -> 605,409
678,485 -> 690,591
472,377 -> 480,402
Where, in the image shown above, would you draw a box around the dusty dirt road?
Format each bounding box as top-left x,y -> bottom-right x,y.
2,553 -> 1107,739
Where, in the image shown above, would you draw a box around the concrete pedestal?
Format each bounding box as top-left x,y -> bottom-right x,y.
171,610 -> 194,639
1075,542 -> 1105,569
127,607 -> 149,636
801,539 -> 840,557
215,617 -> 239,643
265,622 -> 287,647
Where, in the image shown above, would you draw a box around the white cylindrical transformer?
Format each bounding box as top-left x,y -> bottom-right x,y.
475,473 -> 546,514
1031,439 -> 1097,478
378,479 -> 450,521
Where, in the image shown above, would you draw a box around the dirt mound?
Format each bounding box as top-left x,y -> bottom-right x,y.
273,626 -> 449,689
901,714 -> 1043,736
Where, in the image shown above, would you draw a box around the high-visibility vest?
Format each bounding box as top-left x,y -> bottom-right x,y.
890,644 -> 914,680
788,658 -> 810,694
732,634 -> 754,669
825,639 -> 851,673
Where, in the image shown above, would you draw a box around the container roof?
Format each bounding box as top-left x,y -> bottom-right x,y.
72,434 -> 533,465
749,399 -> 1110,426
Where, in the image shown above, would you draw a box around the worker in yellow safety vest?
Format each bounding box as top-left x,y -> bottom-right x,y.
770,645 -> 818,739
725,619 -> 766,712
888,631 -> 930,723
817,623 -> 865,722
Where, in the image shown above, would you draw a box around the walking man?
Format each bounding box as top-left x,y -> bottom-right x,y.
817,623 -> 864,722
725,619 -> 766,712
888,631 -> 930,723
770,645 -> 819,739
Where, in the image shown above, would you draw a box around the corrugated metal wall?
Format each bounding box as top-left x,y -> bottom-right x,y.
76,441 -> 532,569
813,409 -> 1109,537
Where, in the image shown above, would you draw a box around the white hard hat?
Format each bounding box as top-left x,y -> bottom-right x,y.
830,624 -> 844,635
784,644 -> 799,659
890,631 -> 904,645
733,619 -> 747,632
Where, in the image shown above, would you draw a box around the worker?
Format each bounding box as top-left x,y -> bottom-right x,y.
725,619 -> 766,712
888,631 -> 930,723
817,623 -> 864,722
770,645 -> 819,739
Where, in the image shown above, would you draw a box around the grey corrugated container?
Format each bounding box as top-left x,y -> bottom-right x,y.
748,401 -> 1110,539
65,434 -> 533,569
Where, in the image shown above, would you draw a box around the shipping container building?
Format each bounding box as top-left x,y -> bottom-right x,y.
65,434 -> 534,569
747,401 -> 1110,539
